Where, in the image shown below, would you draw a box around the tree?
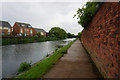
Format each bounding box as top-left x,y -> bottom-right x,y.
78,32 -> 82,38
73,2 -> 101,27
67,33 -> 75,38
49,27 -> 67,39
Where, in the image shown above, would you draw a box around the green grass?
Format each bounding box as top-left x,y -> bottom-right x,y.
2,37 -> 58,45
2,37 -> 34,45
18,61 -> 31,73
17,39 -> 76,79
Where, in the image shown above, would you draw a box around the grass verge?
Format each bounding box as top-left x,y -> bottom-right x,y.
16,39 -> 77,79
2,37 -> 58,45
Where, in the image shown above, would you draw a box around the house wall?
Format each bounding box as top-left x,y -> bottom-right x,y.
19,27 -> 33,36
32,29 -> 37,36
41,32 -> 46,37
13,23 -> 35,36
0,27 -> 12,35
0,29 -> 8,35
13,23 -> 20,35
32,29 -> 46,37
13,23 -> 46,37
81,2 -> 119,78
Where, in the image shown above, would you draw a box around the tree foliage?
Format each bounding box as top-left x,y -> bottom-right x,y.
67,33 -> 75,38
78,32 -> 82,38
49,27 -> 67,39
74,2 -> 101,27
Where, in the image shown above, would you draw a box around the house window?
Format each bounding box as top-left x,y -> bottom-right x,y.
30,29 -> 32,33
27,33 -> 29,36
41,32 -> 43,35
25,29 -> 26,31
8,32 -> 10,35
27,29 -> 29,31
30,33 -> 32,35
3,27 -> 8,29
8,28 -> 10,32
21,24 -> 25,27
2,31 -> 5,35
25,33 -> 26,36
29,26 -> 31,28
20,28 -> 23,33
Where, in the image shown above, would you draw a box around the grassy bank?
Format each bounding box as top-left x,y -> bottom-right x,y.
16,39 -> 76,79
2,37 -> 58,45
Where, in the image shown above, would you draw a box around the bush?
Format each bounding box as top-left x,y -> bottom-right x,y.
46,53 -> 50,57
2,36 -> 58,45
18,61 -> 31,73
78,32 -> 82,38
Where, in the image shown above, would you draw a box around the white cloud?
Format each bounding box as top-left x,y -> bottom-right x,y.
1,2 -> 86,35
1,0 -> 89,2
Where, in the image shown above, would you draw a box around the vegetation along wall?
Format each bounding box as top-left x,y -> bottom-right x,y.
81,2 -> 119,78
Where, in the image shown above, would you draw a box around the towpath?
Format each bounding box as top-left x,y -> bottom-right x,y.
43,40 -> 100,78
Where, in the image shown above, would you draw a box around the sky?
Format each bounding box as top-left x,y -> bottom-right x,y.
0,0 -> 88,35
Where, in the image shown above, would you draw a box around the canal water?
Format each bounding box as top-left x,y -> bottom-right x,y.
1,38 -> 75,78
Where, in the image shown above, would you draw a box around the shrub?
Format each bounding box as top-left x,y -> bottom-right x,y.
46,53 -> 50,57
18,61 -> 31,73
78,32 -> 82,38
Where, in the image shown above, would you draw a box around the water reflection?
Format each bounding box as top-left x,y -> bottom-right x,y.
2,38 -> 75,78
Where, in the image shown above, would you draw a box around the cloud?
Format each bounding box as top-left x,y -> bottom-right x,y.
1,2 -> 86,35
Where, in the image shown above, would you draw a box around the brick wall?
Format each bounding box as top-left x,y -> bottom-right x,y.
32,29 -> 46,37
13,23 -> 34,36
81,2 -> 119,78
13,23 -> 46,37
13,23 -> 20,35
0,28 -> 12,35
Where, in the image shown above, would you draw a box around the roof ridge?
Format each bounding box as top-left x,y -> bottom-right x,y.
0,20 -> 11,27
0,20 -> 9,23
33,27 -> 42,29
15,22 -> 30,25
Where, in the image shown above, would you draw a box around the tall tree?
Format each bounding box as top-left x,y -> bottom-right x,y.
74,2 -> 101,27
49,27 -> 67,39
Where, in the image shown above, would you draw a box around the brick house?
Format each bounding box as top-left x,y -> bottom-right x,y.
13,22 -> 34,36
0,21 -> 12,35
33,28 -> 46,37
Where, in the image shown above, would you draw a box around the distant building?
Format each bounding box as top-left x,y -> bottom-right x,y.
33,28 -> 46,37
13,22 -> 34,36
0,21 -> 12,35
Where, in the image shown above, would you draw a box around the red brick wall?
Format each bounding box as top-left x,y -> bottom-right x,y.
13,23 -> 35,36
32,29 -> 46,37
81,2 -> 119,78
13,23 -> 20,35
0,28 -> 12,35
13,23 -> 46,37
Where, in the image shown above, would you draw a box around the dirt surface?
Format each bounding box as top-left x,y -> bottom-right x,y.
43,40 -> 99,78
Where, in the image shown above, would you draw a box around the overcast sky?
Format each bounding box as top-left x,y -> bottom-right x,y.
1,1 -> 88,35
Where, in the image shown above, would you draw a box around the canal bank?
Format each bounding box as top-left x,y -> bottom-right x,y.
16,39 -> 76,78
43,40 -> 101,78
